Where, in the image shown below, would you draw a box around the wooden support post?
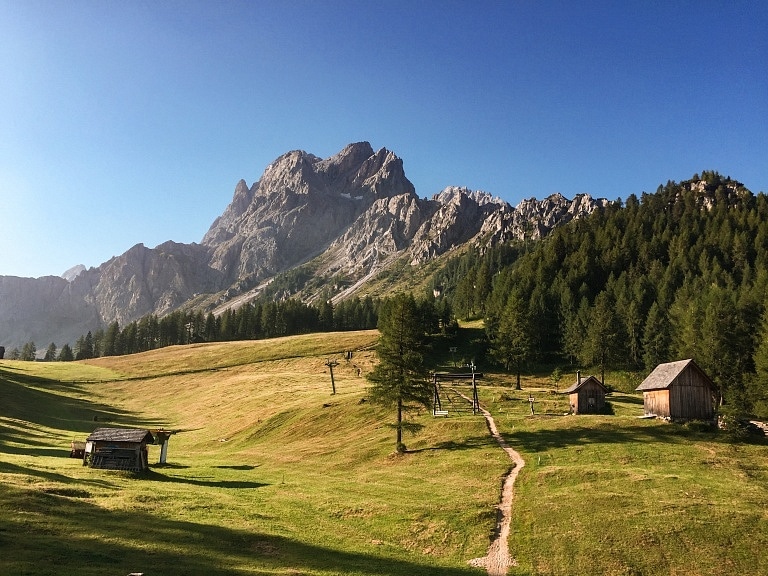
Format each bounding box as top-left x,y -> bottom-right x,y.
433,373 -> 443,415
325,359 -> 339,395
155,431 -> 172,464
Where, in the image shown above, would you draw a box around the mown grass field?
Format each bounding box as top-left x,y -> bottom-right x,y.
1,329 -> 767,575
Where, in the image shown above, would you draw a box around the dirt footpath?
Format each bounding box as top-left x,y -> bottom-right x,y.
469,404 -> 525,576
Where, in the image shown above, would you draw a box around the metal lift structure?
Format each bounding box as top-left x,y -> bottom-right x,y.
432,370 -> 483,416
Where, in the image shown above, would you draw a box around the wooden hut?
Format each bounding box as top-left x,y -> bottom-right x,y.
636,359 -> 716,421
563,372 -> 608,414
84,427 -> 154,472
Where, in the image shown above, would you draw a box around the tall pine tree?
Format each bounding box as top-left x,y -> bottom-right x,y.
366,294 -> 432,453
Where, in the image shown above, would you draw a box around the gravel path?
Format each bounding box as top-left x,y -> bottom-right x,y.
468,403 -> 525,576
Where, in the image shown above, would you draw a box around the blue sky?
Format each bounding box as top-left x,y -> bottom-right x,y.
1,1 -> 766,278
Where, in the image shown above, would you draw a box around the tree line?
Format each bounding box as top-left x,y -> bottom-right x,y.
25,294 -> 454,362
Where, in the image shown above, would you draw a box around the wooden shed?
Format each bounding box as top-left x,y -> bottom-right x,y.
636,359 -> 716,421
563,373 -> 608,414
84,427 -> 154,472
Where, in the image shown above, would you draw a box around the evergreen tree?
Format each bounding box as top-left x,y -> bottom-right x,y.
642,302 -> 670,371
20,341 -> 37,361
581,292 -> 624,385
488,295 -> 532,390
43,343 -> 57,362
698,286 -> 751,406
366,294 -> 432,453
92,328 -> 104,358
58,343 -> 74,362
103,321 -> 121,356
749,309 -> 768,417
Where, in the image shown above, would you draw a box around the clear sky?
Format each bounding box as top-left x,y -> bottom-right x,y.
1,1 -> 766,279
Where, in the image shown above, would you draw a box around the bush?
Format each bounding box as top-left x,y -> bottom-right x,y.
719,406 -> 751,441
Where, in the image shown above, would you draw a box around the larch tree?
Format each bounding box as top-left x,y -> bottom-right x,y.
366,294 -> 432,453
489,294 -> 533,390
749,309 -> 768,417
581,292 -> 624,385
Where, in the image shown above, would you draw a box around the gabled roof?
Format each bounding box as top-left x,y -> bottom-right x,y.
562,375 -> 607,394
636,359 -> 713,391
87,427 -> 154,444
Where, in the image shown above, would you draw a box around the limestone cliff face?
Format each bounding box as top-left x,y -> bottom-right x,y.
0,141 -> 614,349
91,241 -> 221,326
0,274 -> 100,350
202,142 -> 415,284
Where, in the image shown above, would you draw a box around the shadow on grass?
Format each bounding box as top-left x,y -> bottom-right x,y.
0,481 -> 480,576
506,421 -> 765,452
145,470 -> 269,489
408,435 -> 497,453
0,368 -> 166,450
0,460 -> 115,489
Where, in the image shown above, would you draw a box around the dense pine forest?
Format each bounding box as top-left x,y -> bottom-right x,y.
21,172 -> 768,417
437,172 -> 768,416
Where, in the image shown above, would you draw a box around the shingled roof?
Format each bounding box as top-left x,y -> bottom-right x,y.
562,375 -> 607,394
636,359 -> 711,391
86,427 -> 155,444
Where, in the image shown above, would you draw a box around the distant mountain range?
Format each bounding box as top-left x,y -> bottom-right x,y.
0,142 -> 610,350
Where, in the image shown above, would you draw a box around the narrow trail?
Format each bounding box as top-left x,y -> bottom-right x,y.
468,403 -> 525,576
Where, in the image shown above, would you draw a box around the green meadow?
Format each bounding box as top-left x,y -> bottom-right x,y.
1,330 -> 767,575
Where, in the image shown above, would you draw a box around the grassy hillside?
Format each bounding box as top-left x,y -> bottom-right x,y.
1,330 -> 767,575
0,331 -> 506,576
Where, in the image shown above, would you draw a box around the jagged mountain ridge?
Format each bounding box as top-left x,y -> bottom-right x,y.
1,142 -> 613,349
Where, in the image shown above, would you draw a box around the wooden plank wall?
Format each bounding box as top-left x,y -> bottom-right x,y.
643,390 -> 670,417
669,369 -> 714,420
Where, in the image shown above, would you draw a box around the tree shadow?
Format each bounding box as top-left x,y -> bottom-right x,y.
0,460 -> 116,489
504,421 -> 759,453
144,470 -> 269,489
0,480 -> 481,576
407,435 -> 497,453
0,368 -> 168,452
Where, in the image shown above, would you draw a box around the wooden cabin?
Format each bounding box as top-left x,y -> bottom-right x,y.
563,373 -> 608,414
636,359 -> 716,421
84,427 -> 154,472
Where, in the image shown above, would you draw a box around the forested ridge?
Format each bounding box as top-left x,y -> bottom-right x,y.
24,172 -> 768,417
437,171 -> 768,415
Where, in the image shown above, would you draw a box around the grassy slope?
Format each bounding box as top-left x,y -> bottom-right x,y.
1,330 -> 767,576
0,331 -> 505,576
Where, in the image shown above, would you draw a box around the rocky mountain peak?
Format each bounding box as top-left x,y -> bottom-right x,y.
434,186 -> 507,207
202,143 -> 417,285
316,141 -> 375,181
61,264 -> 86,282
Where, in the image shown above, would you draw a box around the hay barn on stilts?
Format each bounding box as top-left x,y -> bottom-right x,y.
84,427 -> 154,472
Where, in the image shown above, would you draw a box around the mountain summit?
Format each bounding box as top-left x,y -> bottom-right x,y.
202,142 -> 416,285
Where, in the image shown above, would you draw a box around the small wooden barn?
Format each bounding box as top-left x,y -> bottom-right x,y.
563,373 -> 608,414
636,359 -> 716,421
84,427 -> 154,472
